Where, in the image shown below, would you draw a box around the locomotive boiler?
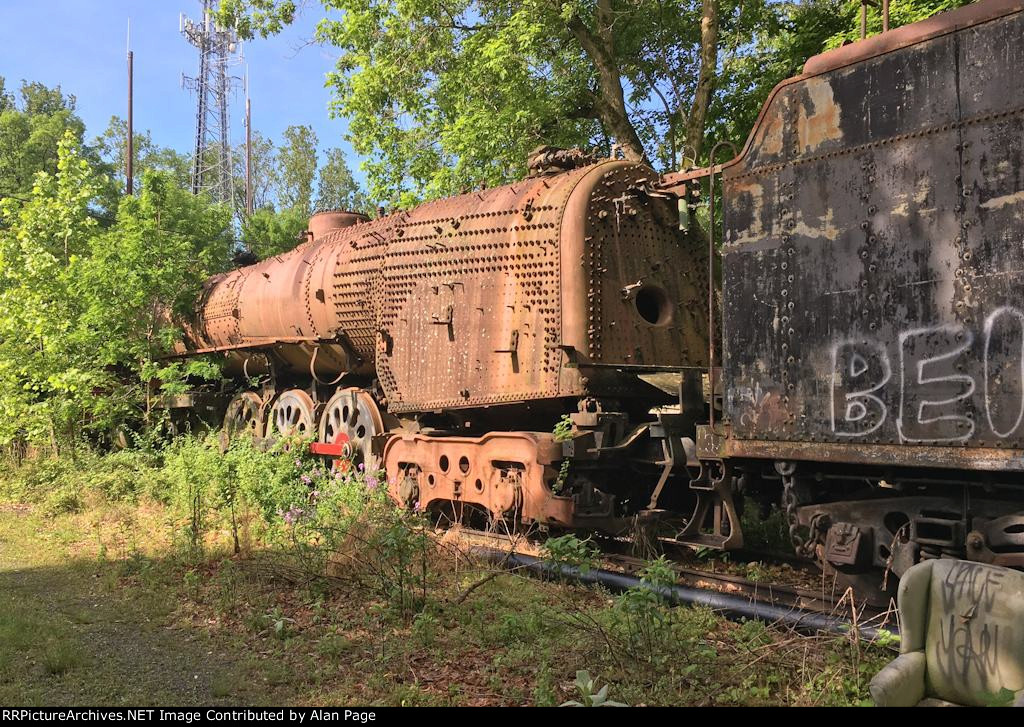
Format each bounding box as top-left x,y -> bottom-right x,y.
178,153 -> 710,530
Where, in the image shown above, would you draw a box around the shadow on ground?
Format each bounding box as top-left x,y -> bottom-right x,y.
0,509 -> 256,706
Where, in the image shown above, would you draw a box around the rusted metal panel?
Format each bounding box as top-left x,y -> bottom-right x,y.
383,431 -> 577,525
377,170 -> 579,410
376,160 -> 706,412
559,163 -> 709,395
185,158 -> 708,414
697,424 -> 1024,472
802,0 -> 1024,76
720,6 -> 1024,462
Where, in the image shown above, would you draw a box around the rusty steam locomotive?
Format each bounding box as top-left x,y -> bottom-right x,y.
174,0 -> 1024,596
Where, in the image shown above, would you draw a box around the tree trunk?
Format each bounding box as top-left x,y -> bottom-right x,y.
684,0 -> 720,164
564,0 -> 649,164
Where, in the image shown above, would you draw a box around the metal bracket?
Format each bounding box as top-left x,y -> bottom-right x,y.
494,329 -> 519,353
676,461 -> 744,550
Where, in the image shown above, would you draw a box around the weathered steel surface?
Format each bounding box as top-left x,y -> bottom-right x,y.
718,5 -> 1024,463
185,160 -> 708,413
802,0 -> 1024,76
697,424 -> 1024,472
383,431 -> 577,525
376,161 -> 707,412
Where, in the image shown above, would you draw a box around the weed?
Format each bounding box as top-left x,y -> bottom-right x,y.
611,556 -> 676,664
544,533 -> 600,575
412,611 -> 439,648
41,641 -> 84,675
744,561 -> 769,583
317,634 -> 355,660
263,607 -> 295,640
561,670 -> 627,707
533,662 -> 557,706
0,438 -> 891,707
552,414 -> 573,442
210,673 -> 236,699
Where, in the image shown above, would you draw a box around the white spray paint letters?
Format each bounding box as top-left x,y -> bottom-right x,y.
831,307 -> 1024,443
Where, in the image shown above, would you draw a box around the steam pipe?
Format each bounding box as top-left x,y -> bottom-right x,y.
477,549 -> 897,642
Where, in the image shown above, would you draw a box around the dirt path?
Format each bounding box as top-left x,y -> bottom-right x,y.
0,507 -> 251,706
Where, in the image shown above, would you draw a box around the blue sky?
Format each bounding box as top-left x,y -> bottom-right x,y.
0,0 -> 364,183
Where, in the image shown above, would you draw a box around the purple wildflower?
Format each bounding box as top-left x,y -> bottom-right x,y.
364,474 -> 378,491
294,459 -> 302,468
282,505 -> 307,525
301,474 -> 312,485
358,462 -> 365,472
413,500 -> 421,511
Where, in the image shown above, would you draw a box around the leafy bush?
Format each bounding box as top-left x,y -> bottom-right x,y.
42,483 -> 82,515
543,533 -> 600,575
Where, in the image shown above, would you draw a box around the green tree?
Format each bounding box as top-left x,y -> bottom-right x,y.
220,0 -> 974,206
0,78 -> 13,112
316,148 -> 367,213
0,131 -> 233,450
241,206 -> 307,258
219,0 -> 742,205
277,124 -> 318,215
0,132 -> 103,449
94,115 -> 193,192
233,129 -> 279,219
0,79 -> 88,202
708,0 -> 851,154
74,171 -> 234,427
825,0 -> 972,47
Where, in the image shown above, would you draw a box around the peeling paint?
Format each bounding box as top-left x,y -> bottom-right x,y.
756,111 -> 785,157
789,208 -> 841,241
980,189 -> 1024,210
796,77 -> 844,154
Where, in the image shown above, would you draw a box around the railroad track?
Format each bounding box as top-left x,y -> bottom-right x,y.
446,526 -> 898,640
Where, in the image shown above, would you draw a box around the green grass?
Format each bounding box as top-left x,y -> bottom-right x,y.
0,452 -> 895,706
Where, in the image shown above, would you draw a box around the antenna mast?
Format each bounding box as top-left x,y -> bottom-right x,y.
245,68 -> 253,217
180,0 -> 241,205
126,19 -> 134,196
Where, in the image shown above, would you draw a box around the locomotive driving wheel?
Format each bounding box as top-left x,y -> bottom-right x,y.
265,389 -> 318,441
318,388 -> 384,468
221,391 -> 265,446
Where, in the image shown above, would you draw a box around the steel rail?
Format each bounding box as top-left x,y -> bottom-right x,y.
472,547 -> 898,642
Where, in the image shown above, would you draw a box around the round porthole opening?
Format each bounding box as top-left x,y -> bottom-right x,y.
634,285 -> 673,326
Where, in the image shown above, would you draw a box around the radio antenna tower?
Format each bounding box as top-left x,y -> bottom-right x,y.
180,1 -> 241,205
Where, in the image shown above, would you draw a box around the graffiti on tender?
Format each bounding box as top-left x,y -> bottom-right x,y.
831,340 -> 890,437
934,561 -> 1008,689
731,382 -> 788,431
830,306 -> 1024,443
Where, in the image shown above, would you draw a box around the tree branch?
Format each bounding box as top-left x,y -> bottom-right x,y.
683,0 -> 720,163
562,0 -> 648,163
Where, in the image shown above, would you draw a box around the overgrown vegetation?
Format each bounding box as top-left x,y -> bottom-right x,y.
1,440 -> 893,706
0,75 -> 375,457
218,0 -> 970,205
